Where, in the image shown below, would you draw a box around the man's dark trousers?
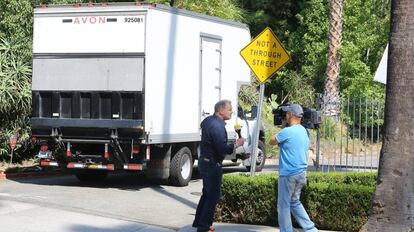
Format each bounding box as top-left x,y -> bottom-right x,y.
193,158 -> 223,232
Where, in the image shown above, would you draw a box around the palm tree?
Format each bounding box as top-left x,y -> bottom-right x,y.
323,0 -> 343,116
361,0 -> 414,231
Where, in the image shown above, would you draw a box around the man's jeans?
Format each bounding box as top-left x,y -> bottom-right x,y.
193,158 -> 223,232
278,171 -> 317,232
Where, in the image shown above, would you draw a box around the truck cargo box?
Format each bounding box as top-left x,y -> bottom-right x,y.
31,3 -> 263,186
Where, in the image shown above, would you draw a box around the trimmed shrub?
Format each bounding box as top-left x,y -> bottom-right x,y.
302,182 -> 374,231
216,172 -> 376,232
216,174 -> 277,225
307,172 -> 377,187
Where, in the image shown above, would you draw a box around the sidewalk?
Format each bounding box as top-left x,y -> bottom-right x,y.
179,224 -> 280,231
178,224 -> 338,232
0,198 -> 338,232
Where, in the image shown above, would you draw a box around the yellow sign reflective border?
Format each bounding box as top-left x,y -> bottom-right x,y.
240,27 -> 290,83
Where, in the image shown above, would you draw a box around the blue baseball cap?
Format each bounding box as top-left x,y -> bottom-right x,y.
281,104 -> 303,118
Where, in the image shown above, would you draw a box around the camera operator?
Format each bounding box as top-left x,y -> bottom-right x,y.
269,104 -> 317,232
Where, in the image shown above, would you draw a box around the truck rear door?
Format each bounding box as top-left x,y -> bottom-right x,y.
31,7 -> 147,138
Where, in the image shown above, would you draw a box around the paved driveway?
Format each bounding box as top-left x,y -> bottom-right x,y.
0,163 -> 276,230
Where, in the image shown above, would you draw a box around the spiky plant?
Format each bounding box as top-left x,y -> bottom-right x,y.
0,37 -> 32,161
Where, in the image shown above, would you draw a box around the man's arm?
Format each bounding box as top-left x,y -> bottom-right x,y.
211,126 -> 234,155
269,128 -> 289,146
268,134 -> 279,145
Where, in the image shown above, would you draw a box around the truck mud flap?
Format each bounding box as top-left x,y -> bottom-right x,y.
146,145 -> 171,179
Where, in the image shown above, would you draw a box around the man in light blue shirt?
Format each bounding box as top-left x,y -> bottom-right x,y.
269,104 -> 317,232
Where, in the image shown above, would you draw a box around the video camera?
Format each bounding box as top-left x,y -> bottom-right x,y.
272,104 -> 321,129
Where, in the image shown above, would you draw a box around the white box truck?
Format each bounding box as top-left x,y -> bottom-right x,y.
31,2 -> 266,186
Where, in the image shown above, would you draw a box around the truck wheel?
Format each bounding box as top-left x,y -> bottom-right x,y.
169,147 -> 193,186
246,140 -> 266,172
75,170 -> 108,182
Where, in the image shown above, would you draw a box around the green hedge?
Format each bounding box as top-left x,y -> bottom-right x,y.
216,172 -> 376,232
307,172 -> 377,187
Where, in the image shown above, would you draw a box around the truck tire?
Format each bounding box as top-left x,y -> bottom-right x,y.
169,147 -> 193,186
75,170 -> 108,182
246,140 -> 266,172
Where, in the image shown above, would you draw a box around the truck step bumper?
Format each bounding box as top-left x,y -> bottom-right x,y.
67,163 -> 115,170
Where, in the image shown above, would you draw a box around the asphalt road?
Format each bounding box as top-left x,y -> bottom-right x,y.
0,163 -> 278,231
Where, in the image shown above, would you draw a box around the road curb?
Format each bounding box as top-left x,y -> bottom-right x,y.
0,170 -> 65,180
0,171 -> 6,180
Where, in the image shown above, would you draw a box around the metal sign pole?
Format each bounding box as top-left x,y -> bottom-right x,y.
10,149 -> 14,165
9,135 -> 17,165
239,27 -> 290,177
315,128 -> 320,171
250,83 -> 265,176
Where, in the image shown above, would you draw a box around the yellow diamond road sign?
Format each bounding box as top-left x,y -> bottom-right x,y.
240,27 -> 290,83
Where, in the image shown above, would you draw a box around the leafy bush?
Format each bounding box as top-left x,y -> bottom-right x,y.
216,172 -> 376,231
216,174 -> 277,225
307,172 -> 377,187
302,182 -> 373,231
0,38 -> 32,161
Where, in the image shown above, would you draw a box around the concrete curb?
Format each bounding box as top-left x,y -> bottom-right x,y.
0,171 -> 6,180
0,170 -> 65,180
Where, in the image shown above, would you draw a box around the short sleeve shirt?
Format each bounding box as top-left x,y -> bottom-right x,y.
276,124 -> 309,176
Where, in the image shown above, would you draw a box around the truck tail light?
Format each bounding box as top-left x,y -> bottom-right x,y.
146,145 -> 150,160
66,142 -> 71,157
123,164 -> 143,170
104,143 -> 109,159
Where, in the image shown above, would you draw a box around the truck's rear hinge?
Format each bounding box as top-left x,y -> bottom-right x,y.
51,128 -> 64,149
109,129 -> 128,164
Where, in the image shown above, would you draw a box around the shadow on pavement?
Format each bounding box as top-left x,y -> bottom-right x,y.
7,163 -> 251,190
68,224 -> 174,232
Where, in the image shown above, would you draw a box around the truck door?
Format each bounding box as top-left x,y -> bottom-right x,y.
200,35 -> 222,121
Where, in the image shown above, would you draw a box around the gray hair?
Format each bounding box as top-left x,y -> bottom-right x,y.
214,99 -> 232,113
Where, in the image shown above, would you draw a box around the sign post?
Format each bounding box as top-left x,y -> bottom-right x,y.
9,135 -> 17,164
240,27 -> 290,176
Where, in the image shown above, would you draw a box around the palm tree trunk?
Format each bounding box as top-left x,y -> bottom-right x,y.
323,0 -> 343,117
361,0 -> 414,231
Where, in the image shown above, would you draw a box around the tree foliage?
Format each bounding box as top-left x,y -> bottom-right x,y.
0,0 -> 34,160
239,0 -> 389,105
173,0 -> 244,22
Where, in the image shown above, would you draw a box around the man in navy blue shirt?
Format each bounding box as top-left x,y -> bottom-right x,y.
193,99 -> 244,232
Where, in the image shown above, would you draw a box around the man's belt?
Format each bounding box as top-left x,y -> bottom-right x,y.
201,157 -> 222,167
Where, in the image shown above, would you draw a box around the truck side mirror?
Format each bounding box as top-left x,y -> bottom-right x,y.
251,106 -> 258,118
237,106 -> 246,119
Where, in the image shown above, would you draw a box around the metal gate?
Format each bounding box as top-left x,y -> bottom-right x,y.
313,97 -> 385,172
